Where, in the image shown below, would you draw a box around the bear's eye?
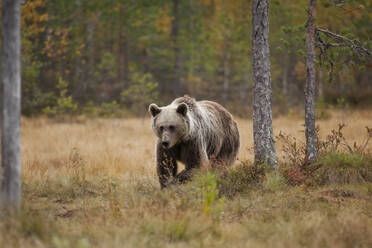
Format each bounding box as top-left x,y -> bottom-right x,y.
169,125 -> 175,131
159,126 -> 164,132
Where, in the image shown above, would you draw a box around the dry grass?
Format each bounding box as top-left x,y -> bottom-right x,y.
0,110 -> 371,247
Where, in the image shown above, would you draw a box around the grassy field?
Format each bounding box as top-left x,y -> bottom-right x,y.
1,110 -> 372,247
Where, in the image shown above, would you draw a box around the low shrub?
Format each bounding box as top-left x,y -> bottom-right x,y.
278,124 -> 372,186
310,152 -> 372,185
216,161 -> 265,198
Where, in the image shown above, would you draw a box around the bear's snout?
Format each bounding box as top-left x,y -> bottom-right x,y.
161,132 -> 172,148
161,141 -> 170,148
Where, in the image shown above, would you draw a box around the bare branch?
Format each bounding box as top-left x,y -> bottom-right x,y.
316,27 -> 372,57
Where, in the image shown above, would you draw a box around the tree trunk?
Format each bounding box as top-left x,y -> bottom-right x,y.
305,0 -> 318,163
118,5 -> 129,86
123,34 -> 129,83
222,50 -> 231,103
1,0 -> 22,210
85,21 -> 95,88
252,0 -> 278,168
282,51 -> 289,99
171,0 -> 181,97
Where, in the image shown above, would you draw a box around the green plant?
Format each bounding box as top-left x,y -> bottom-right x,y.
315,97 -> 331,120
99,100 -> 121,118
42,77 -> 77,118
193,172 -> 225,218
81,101 -> 99,117
121,72 -> 158,117
310,152 -> 372,185
263,171 -> 287,192
336,97 -> 349,111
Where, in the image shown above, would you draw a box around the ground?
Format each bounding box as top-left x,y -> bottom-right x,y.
0,110 -> 371,247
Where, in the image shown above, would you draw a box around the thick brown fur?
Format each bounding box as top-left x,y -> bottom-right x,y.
149,95 -> 240,188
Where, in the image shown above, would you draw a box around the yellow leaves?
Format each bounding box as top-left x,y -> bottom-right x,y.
22,0 -> 48,39
42,28 -> 71,61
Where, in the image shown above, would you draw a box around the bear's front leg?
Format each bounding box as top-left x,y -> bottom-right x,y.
156,142 -> 178,189
176,142 -> 208,184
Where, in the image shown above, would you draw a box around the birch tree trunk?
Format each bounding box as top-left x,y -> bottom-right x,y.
1,0 -> 22,210
252,0 -> 278,168
305,0 -> 318,163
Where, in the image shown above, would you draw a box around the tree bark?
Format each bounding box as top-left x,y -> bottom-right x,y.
252,0 -> 278,168
282,51 -> 289,99
118,5 -> 129,85
305,0 -> 318,163
1,0 -> 22,210
222,50 -> 231,103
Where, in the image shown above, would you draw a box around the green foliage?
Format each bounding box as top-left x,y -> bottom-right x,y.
42,78 -> 78,118
99,101 -> 122,118
193,172 -> 225,217
315,97 -> 331,120
336,97 -> 349,111
121,72 -> 158,116
81,100 -> 125,118
311,152 -> 372,185
263,171 -> 287,192
81,101 -> 99,117
18,0 -> 372,116
164,218 -> 192,242
96,52 -> 117,80
22,61 -> 56,116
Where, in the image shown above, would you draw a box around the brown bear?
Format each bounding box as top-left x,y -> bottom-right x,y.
149,95 -> 240,188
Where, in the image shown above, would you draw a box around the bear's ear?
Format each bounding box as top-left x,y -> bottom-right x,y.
149,103 -> 161,117
176,103 -> 188,116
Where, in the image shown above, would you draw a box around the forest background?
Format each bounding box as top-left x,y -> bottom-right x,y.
1,0 -> 371,117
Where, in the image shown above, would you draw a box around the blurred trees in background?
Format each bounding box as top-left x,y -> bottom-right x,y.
1,0 -> 371,117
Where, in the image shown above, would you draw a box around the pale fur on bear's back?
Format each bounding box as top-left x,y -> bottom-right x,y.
173,96 -> 240,165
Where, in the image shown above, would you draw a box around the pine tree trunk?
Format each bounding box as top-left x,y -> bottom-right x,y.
282,51 -> 289,100
1,0 -> 22,210
222,50 -> 231,103
171,0 -> 181,97
252,0 -> 278,168
305,0 -> 318,163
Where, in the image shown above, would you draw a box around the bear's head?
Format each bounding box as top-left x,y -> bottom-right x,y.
148,102 -> 189,149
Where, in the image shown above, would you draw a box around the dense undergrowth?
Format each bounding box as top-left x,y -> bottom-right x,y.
1,122 -> 372,247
